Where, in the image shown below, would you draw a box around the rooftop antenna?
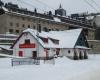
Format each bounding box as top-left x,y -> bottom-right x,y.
59,0 -> 62,8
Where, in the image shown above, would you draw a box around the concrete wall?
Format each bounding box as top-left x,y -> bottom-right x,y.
0,13 -> 68,34
0,14 -> 7,34
59,49 -> 74,58
88,40 -> 100,53
92,16 -> 100,27
59,48 -> 88,59
87,29 -> 95,40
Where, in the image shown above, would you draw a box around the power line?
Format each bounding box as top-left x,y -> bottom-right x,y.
34,0 -> 55,10
34,0 -> 55,12
90,0 -> 100,9
83,0 -> 99,12
17,0 -> 46,12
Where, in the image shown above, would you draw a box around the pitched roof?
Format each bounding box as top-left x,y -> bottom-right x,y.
23,29 -> 60,48
23,28 -> 82,48
49,29 -> 82,48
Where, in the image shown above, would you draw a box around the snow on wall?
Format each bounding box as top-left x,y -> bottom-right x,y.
60,49 -> 74,58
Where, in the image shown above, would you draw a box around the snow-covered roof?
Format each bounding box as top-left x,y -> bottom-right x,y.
0,34 -> 18,40
0,45 -> 12,50
0,33 -> 18,36
54,17 -> 61,22
2,7 -> 8,12
0,38 -> 16,40
23,28 -> 83,48
75,46 -> 91,50
23,29 -> 60,48
49,29 -> 82,48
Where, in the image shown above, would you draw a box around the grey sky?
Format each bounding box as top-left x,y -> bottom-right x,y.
2,0 -> 100,15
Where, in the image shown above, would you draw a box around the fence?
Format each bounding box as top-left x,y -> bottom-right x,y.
11,58 -> 40,66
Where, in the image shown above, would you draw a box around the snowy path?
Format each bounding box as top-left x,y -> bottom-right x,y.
0,54 -> 100,80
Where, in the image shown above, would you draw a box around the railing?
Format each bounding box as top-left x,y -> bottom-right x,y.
11,58 -> 40,66
11,57 -> 55,66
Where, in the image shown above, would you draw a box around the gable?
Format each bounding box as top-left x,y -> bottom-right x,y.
11,32 -> 45,49
75,31 -> 89,47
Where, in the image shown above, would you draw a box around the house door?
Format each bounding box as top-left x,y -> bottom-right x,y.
32,51 -> 37,59
18,51 -> 23,57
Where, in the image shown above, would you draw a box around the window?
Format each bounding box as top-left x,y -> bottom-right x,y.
9,29 -> 13,33
39,37 -> 48,43
33,25 -> 35,29
56,29 -> 59,31
49,29 -> 51,31
43,27 -> 48,32
37,24 -> 41,32
68,50 -> 70,54
25,39 -> 30,44
33,19 -> 36,22
16,23 -> 19,27
28,25 -> 30,28
22,24 -> 25,28
91,45 -> 93,48
80,37 -> 83,40
18,51 -> 23,57
10,22 -> 13,26
50,38 -> 59,44
22,17 -> 25,20
43,38 -> 48,43
16,30 -> 19,33
28,18 -> 31,21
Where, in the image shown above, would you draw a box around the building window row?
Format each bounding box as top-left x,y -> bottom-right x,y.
9,29 -> 20,34
9,22 -> 36,29
10,22 -> 13,26
43,27 -> 59,32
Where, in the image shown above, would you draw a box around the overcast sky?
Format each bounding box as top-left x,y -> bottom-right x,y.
2,0 -> 100,15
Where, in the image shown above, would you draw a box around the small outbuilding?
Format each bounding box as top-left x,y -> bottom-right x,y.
11,28 -> 90,60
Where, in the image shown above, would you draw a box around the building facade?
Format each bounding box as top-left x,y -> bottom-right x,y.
0,12 -> 68,34
0,3 -> 93,35
0,2 -> 98,52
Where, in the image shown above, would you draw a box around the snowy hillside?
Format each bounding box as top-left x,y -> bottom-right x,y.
0,54 -> 100,80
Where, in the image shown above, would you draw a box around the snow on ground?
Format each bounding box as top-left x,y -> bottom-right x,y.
0,54 -> 100,80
